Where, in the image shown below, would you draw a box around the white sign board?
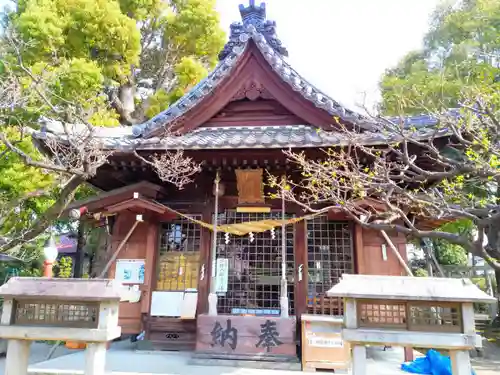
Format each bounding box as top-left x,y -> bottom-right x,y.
115,259 -> 145,284
307,336 -> 344,348
150,291 -> 184,317
180,292 -> 198,319
215,258 -> 229,293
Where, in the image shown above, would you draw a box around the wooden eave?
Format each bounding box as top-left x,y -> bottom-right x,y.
103,196 -> 168,215
64,181 -> 166,216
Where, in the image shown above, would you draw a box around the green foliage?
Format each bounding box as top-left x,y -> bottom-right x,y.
380,0 -> 500,115
434,242 -> 468,266
145,56 -> 208,117
4,0 -> 224,125
431,220 -> 471,267
163,0 -> 225,67
0,258 -> 43,283
379,0 -> 500,274
14,0 -> 140,80
471,276 -> 496,314
19,266 -> 42,277
0,0 -> 224,255
414,268 -> 429,277
0,126 -> 55,237
55,256 -> 73,278
471,276 -> 495,292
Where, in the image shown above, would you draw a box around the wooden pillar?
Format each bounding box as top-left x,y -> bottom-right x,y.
294,221 -> 307,318
73,220 -> 86,278
354,224 -> 365,274
197,204 -> 212,315
404,347 -> 414,362
105,214 -> 123,279
141,221 -> 158,315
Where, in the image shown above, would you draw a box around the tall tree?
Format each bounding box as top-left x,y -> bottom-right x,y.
380,0 -> 500,115
8,0 -> 225,125
271,89 -> 500,315
378,0 -> 500,275
0,0 -> 221,255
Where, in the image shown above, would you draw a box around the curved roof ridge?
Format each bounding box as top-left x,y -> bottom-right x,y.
246,25 -> 377,129
132,46 -> 247,138
32,123 -> 450,152
133,22 -> 380,139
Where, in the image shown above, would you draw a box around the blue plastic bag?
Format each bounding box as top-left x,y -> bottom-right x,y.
401,349 -> 475,375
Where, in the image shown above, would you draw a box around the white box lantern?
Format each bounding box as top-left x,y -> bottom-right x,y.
327,274 -> 496,375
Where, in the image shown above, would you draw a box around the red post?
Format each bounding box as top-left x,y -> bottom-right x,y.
43,235 -> 58,278
404,346 -> 414,362
43,260 -> 54,278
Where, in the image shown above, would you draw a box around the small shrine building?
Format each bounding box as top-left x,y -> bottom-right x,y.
32,1 -> 442,355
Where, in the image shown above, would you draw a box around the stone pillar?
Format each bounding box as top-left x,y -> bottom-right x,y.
450,350 -> 471,375
352,345 -> 367,375
5,340 -> 31,375
85,342 -> 107,375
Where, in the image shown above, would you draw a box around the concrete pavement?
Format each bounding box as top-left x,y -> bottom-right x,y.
27,344 -> 412,375
0,340 -> 494,375
0,342 -> 74,375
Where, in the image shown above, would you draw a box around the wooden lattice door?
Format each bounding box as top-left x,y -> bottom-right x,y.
306,217 -> 354,315
156,216 -> 202,292
215,210 -> 296,316
148,216 -> 203,351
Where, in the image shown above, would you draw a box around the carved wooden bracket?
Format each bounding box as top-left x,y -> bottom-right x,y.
231,81 -> 274,102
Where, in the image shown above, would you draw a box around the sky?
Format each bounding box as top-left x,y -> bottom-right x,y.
0,0 -> 442,112
216,0 -> 441,112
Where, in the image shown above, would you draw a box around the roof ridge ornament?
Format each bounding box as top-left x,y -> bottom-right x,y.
239,0 -> 266,26
218,1 -> 288,61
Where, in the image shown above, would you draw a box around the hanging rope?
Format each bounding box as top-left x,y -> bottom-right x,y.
167,206 -> 323,236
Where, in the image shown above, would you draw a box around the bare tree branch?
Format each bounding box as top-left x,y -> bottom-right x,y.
0,32 -> 201,255
269,93 -> 500,271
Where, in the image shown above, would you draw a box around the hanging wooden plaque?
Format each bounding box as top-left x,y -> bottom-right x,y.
235,168 -> 265,205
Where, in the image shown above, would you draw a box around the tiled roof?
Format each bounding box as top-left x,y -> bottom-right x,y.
132,19 -> 377,138
32,123 -> 450,151
30,2 -> 453,150
219,1 -> 288,60
34,1 -> 379,142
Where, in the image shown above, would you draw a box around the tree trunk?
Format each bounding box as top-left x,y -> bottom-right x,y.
90,228 -> 111,278
73,220 -> 86,278
494,269 -> 500,324
119,83 -> 136,115
0,175 -> 85,253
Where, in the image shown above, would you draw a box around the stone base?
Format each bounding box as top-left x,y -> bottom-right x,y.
189,351 -> 301,371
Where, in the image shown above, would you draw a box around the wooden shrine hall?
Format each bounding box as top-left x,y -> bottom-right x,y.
32,0 -> 443,361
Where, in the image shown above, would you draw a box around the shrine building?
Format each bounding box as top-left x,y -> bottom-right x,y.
32,1 -> 442,361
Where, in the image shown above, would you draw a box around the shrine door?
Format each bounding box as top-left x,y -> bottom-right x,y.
156,215 -> 202,292
151,215 -> 202,350
215,210 -> 296,316
306,216 -> 354,315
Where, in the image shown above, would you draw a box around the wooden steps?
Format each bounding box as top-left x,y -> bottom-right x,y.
143,316 -> 196,351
